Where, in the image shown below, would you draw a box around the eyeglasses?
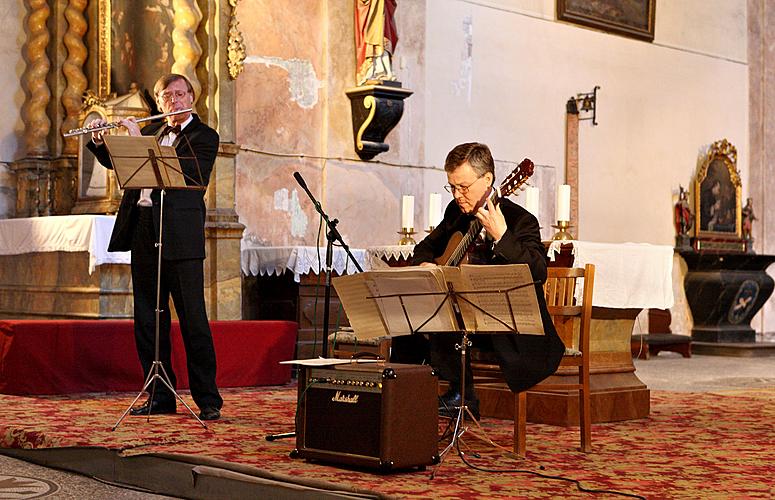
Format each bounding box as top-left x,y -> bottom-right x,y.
158,90 -> 190,103
444,175 -> 485,195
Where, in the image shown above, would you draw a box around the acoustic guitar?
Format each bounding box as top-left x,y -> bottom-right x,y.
435,158 -> 535,266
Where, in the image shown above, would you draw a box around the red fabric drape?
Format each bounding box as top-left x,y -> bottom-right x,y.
0,320 -> 297,395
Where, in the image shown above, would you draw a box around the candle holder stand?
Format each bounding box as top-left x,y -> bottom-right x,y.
398,228 -> 417,245
426,226 -> 435,234
551,220 -> 574,241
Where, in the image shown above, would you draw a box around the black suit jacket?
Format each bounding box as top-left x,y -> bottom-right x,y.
411,198 -> 565,392
87,115 -> 219,260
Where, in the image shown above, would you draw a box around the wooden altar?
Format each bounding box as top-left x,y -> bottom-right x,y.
0,215 -> 239,320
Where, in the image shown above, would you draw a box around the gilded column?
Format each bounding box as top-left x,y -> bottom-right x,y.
172,0 -> 203,103
21,0 -> 52,158
62,0 -> 88,155
196,0 -> 219,128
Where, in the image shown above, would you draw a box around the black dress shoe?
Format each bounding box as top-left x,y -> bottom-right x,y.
438,390 -> 480,421
199,407 -> 220,421
129,399 -> 176,416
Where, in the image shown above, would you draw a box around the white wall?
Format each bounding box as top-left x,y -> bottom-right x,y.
0,2 -> 24,218
425,0 -> 748,246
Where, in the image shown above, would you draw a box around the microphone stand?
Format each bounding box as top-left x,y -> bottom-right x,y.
266,172 -> 364,443
292,171 -> 363,357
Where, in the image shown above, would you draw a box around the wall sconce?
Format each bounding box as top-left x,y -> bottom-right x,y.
567,85 -> 600,126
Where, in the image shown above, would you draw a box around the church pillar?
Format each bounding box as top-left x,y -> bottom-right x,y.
198,0 -> 244,319
14,0 -> 85,218
748,0 -> 775,339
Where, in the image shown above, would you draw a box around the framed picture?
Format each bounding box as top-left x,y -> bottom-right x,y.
694,139 -> 742,240
557,0 -> 656,42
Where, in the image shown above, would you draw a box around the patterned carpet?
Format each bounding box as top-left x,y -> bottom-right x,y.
1,385 -> 774,499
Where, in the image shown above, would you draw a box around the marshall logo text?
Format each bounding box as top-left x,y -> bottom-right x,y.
331,391 -> 359,404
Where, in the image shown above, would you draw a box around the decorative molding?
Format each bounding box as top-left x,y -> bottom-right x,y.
172,0 -> 204,103
97,0 -> 110,97
62,0 -> 89,155
227,0 -> 246,80
21,0 -> 52,158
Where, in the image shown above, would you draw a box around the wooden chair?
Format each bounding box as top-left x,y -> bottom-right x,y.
327,329 -> 391,360
513,264 -> 595,457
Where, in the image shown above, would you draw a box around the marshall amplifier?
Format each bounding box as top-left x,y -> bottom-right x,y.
293,363 -> 439,471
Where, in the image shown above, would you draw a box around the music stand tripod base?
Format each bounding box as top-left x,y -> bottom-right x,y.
431,329 -> 512,479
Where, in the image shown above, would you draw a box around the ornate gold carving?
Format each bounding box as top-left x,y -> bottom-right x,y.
21,0 -> 52,157
172,0 -> 204,102
355,95 -> 376,151
227,0 -> 246,80
62,0 -> 89,155
82,90 -> 105,109
97,0 -> 111,97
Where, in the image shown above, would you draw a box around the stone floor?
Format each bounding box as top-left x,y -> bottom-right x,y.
0,454 -> 176,499
1,352 -> 772,498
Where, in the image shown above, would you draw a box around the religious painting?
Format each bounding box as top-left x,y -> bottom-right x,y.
557,0 -> 656,42
694,139 -> 742,240
94,0 -> 175,100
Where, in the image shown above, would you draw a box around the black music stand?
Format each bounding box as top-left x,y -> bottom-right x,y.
344,264 -> 544,477
103,134 -> 208,430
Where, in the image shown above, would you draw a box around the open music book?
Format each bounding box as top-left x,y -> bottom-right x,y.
104,135 -> 188,189
332,264 -> 544,340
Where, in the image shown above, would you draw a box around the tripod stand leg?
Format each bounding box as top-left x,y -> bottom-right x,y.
156,362 -> 207,428
112,361 -> 165,431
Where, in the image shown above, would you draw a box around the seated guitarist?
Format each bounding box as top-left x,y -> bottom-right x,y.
390,142 -> 564,420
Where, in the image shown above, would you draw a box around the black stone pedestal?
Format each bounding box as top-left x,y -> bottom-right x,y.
681,252 -> 775,343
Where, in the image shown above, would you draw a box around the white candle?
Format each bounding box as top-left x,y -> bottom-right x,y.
556,184 -> 571,222
428,192 -> 442,228
402,195 -> 414,230
525,187 -> 539,218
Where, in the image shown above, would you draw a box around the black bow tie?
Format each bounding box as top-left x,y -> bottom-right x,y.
162,124 -> 181,137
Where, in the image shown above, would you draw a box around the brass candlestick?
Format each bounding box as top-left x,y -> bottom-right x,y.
551,220 -> 574,241
398,227 -> 416,245
426,225 -> 435,234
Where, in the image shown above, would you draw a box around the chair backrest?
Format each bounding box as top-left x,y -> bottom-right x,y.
543,264 -> 595,353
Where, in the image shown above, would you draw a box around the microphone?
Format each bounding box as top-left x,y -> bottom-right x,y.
293,171 -> 308,191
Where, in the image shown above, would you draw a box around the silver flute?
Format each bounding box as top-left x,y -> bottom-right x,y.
62,108 -> 193,137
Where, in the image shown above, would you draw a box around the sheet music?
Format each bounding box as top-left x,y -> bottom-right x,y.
104,136 -> 189,189
279,358 -> 382,366
458,264 -> 544,334
365,268 -> 458,335
158,145 -> 185,186
332,264 -> 545,341
104,136 -> 162,189
331,273 -> 390,340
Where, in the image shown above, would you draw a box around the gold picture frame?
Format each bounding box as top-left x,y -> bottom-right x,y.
694,139 -> 742,242
557,0 -> 656,42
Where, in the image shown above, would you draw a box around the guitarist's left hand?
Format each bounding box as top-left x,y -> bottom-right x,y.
476,198 -> 507,242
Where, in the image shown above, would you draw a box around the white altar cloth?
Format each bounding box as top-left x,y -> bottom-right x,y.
365,245 -> 415,269
547,240 -> 674,309
241,244 -> 367,282
0,215 -> 129,274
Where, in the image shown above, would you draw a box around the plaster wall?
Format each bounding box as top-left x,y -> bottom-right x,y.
425,0 -> 748,246
0,2 -> 24,218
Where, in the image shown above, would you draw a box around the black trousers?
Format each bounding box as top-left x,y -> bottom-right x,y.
130,207 -> 222,410
390,333 -> 480,393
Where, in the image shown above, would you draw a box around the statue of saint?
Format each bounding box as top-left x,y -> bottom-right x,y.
674,185 -> 693,236
742,197 -> 757,241
355,0 -> 399,85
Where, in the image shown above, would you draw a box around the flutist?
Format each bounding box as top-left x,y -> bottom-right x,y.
87,73 -> 222,421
